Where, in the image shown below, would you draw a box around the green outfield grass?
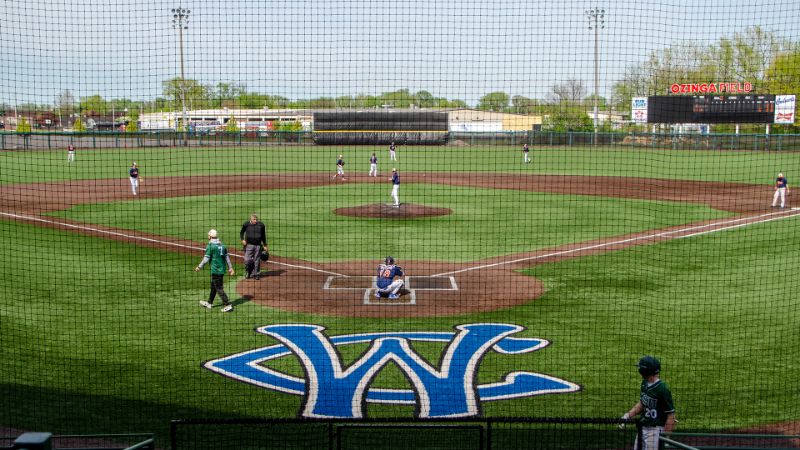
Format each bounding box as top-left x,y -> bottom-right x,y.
46,182 -> 731,262
0,144 -> 798,185
1,143 -> 798,445
0,213 -> 797,440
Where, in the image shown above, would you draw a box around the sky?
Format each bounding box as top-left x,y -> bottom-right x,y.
0,0 -> 798,107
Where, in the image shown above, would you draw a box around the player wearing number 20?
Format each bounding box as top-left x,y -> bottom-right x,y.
621,356 -> 676,450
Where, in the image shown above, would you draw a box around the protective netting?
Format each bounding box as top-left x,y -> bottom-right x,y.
1,1 -> 799,449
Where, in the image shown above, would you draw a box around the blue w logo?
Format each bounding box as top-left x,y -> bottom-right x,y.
204,323 -> 579,418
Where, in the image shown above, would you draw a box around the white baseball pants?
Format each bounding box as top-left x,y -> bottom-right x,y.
772,187 -> 786,208
634,426 -> 663,450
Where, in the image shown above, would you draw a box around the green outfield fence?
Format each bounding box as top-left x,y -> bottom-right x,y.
3,131 -> 800,151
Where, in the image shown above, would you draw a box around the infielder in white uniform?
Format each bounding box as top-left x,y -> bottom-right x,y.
389,142 -> 397,161
771,172 -> 789,208
332,155 -> 346,180
129,162 -> 141,196
369,152 -> 378,177
390,168 -> 400,206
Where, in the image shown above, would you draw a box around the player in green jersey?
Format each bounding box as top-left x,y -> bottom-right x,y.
621,356 -> 676,450
195,229 -> 236,312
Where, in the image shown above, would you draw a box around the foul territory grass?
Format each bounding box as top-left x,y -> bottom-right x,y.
46,182 -> 731,262
0,144 -> 798,185
0,213 -> 797,441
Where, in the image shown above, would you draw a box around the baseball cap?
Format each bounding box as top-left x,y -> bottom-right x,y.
208,229 -> 218,238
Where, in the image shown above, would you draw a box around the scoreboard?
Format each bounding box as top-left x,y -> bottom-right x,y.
692,95 -> 775,123
644,95 -> 777,123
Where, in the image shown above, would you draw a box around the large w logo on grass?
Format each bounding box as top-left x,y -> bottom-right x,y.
204,323 -> 579,418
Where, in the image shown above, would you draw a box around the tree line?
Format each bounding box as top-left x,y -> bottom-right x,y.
3,26 -> 798,132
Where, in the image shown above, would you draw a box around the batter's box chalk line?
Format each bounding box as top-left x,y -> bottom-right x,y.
323,275 -> 458,306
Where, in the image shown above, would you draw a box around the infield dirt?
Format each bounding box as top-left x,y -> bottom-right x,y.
0,172 -> 787,318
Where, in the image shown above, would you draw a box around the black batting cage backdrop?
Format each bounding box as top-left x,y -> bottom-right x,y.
313,111 -> 449,144
1,0 -> 800,449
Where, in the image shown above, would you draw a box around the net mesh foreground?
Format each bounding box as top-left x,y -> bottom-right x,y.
1,1 -> 799,449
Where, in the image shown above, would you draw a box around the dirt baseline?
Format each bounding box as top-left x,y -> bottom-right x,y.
0,172 -> 789,318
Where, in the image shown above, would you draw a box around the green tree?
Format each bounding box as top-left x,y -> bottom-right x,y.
72,117 -> 86,132
766,50 -> 800,128
16,117 -> 32,133
765,50 -> 800,94
414,90 -> 435,108
215,82 -> 246,108
162,78 -> 211,111
583,94 -> 607,109
225,115 -> 240,133
309,97 -> 336,108
380,89 -> 414,108
477,91 -> 510,111
79,94 -> 109,114
125,114 -> 139,133
511,95 -> 539,114
543,106 -> 593,132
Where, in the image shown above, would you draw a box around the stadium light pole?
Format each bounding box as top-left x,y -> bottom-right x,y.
171,6 -> 190,145
586,8 -> 605,146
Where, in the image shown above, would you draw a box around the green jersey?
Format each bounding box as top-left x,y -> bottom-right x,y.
639,378 -> 675,427
204,239 -> 230,275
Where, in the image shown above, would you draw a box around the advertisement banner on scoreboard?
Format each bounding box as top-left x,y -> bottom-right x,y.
632,97 -> 648,124
774,95 -> 796,124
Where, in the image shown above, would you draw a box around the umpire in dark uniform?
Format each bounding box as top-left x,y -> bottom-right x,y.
240,213 -> 267,279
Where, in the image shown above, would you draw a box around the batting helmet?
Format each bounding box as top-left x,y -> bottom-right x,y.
260,250 -> 270,262
385,256 -> 395,265
637,355 -> 661,377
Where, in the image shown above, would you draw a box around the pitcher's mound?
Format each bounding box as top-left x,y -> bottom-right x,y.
334,203 -> 452,219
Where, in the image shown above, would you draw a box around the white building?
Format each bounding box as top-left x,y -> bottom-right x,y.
139,109 -> 313,132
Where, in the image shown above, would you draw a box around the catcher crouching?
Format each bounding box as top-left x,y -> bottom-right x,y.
375,256 -> 404,299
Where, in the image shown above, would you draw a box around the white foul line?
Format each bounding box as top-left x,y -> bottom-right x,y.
0,211 -> 345,277
432,208 -> 800,277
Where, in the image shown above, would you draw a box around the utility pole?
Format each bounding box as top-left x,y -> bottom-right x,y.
171,6 -> 190,145
586,8 -> 605,146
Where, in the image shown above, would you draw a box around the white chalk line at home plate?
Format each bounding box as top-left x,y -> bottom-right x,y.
0,211 -> 345,277
432,208 -> 800,277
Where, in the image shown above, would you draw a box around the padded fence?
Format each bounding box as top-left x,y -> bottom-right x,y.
1,1 -> 799,449
313,111 -> 449,144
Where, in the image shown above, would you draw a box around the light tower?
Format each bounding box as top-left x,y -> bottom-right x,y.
585,7 -> 605,145
171,6 -> 190,143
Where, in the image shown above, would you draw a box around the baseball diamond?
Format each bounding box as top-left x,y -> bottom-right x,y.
1,142 -> 799,445
4,0 -> 800,446
1,171 -> 797,318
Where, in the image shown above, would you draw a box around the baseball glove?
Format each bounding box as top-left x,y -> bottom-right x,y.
260,250 -> 270,262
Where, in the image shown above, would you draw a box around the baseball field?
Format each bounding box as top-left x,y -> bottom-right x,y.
1,143 -> 799,444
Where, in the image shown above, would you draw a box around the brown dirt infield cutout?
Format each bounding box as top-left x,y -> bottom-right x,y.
0,172 -> 796,319
334,203 -> 452,218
